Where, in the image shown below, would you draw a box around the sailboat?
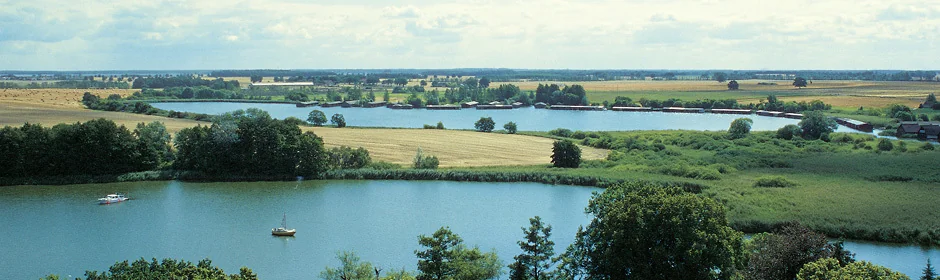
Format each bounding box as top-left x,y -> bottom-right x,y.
271,213 -> 296,236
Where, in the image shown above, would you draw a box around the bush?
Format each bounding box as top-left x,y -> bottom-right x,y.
474,117 -> 495,132
728,118 -> 753,139
922,142 -> 936,151
754,176 -> 798,188
436,121 -> 444,129
777,124 -> 802,140
504,121 -> 517,134
413,148 -> 439,169
877,138 -> 894,151
549,128 -> 573,138
364,161 -> 401,170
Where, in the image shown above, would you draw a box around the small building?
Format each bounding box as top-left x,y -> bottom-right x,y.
710,109 -> 751,115
342,100 -> 360,108
920,100 -> 936,109
364,101 -> 387,108
488,101 -> 501,105
511,102 -> 524,108
549,105 -> 606,111
611,106 -> 653,112
426,105 -> 460,110
836,118 -> 873,132
534,102 -> 547,109
461,101 -> 479,108
756,110 -> 784,117
663,107 -> 704,113
391,103 -> 414,110
896,122 -> 940,139
321,101 -> 344,108
476,105 -> 514,110
783,113 -> 804,119
296,101 -> 319,108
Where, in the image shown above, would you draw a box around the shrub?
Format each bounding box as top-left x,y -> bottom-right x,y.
504,121 -> 518,134
436,121 -> 444,129
413,148 -> 439,169
754,176 -> 798,188
474,117 -> 495,132
549,128 -> 573,138
364,161 -> 401,170
922,142 -> 936,151
571,131 -> 587,139
728,118 -> 753,139
877,138 -> 894,151
777,124 -> 802,140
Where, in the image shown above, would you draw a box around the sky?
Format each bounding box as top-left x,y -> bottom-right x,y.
1,0 -> 938,70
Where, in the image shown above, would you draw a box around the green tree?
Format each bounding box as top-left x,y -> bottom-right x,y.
793,77 -> 809,88
250,75 -> 263,83
714,72 -> 728,83
550,140 -> 580,168
745,223 -> 852,280
797,258 -> 909,280
799,111 -> 837,140
320,251 -> 375,280
728,117 -> 753,139
83,258 -> 257,280
503,122 -> 517,134
922,259 -> 936,280
475,117 -> 495,132
415,227 -> 503,280
395,77 -> 409,87
308,110 -> 328,126
133,121 -> 174,169
328,146 -> 371,169
508,216 -> 555,280
331,114 -> 346,128
464,77 -> 479,89
927,93 -> 937,103
384,90 -> 391,102
559,184 -> 744,279
479,77 -> 491,88
777,124 -> 802,140
413,147 -> 439,169
728,80 -> 740,90
420,80 -> 428,86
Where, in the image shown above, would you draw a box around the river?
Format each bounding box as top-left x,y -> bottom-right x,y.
0,180 -> 935,279
151,102 -> 845,132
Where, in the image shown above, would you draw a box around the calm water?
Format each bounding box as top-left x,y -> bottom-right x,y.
1,180 -> 936,279
152,102 -> 847,132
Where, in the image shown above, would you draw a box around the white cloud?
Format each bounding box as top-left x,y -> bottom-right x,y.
0,0 -> 939,70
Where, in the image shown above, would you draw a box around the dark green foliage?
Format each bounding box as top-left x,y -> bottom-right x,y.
478,77 -> 491,88
729,118 -> 753,139
173,109 -> 328,177
436,122 -> 445,129
319,251 -> 376,280
558,184 -> 743,280
877,138 -> 894,151
331,113 -> 347,128
413,148 -> 439,169
0,119 -> 170,177
728,80 -> 740,90
504,122 -> 517,134
307,110 -> 327,126
83,258 -> 256,280
799,111 -> 837,140
328,146 -> 371,170
284,91 -> 309,102
407,93 -> 424,107
415,227 -> 503,280
548,128 -> 573,138
475,117 -> 495,132
714,72 -> 728,83
777,124 -> 803,140
131,76 -> 239,90
508,216 -> 555,280
754,176 -> 798,188
534,84 -> 587,105
922,142 -> 936,151
745,223 -> 850,280
551,140 -> 581,168
793,77 -> 808,88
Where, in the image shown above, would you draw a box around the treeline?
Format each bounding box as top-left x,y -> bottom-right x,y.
0,120 -> 173,177
534,84 -> 588,105
131,76 -> 240,90
0,80 -> 130,89
127,87 -> 251,100
609,95 -> 832,112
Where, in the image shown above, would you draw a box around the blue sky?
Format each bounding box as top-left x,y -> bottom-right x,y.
1,0 -> 938,70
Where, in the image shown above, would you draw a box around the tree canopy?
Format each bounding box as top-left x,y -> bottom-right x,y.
83,258 -> 256,280
415,227 -> 503,280
475,117 -> 495,132
728,117 -> 753,139
558,184 -> 744,279
728,80 -> 740,90
509,216 -> 555,280
793,77 -> 809,88
799,111 -> 837,140
550,140 -> 581,168
307,110 -> 327,126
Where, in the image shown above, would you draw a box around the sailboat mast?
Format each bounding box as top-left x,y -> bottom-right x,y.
281,213 -> 287,228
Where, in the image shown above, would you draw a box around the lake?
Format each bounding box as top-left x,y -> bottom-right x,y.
1,180 -> 936,279
151,102 -> 868,132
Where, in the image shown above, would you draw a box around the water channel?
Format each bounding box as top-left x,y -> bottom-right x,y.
152,102 -> 866,132
0,180 -> 935,279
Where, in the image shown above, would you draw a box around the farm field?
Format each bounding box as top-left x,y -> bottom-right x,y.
0,89 -> 605,167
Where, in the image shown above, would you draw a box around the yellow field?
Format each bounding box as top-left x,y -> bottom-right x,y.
0,89 -> 606,167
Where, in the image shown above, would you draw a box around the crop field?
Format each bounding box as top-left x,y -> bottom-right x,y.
0,89 -> 606,167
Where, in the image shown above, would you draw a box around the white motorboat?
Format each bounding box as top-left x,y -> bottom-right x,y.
98,193 -> 128,205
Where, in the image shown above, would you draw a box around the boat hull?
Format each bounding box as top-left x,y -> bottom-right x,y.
98,197 -> 128,204
272,228 -> 296,236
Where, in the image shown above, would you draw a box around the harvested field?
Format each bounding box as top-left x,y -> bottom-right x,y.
307,127 -> 608,167
1,89 -> 606,167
